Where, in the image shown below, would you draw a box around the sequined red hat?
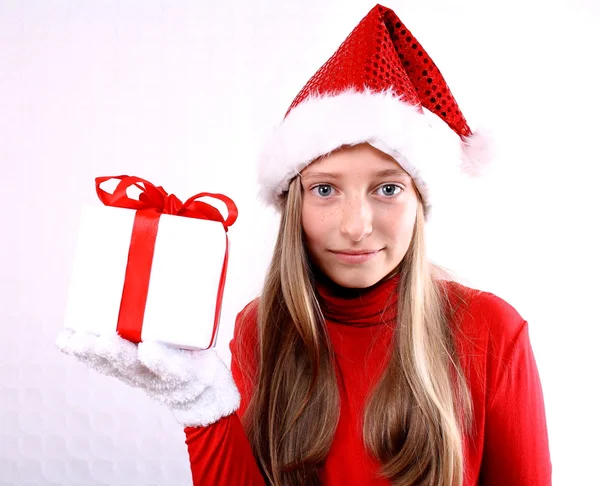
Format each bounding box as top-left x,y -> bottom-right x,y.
257,3 -> 492,219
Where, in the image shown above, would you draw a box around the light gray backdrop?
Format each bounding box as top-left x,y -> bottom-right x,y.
1,0 -> 599,484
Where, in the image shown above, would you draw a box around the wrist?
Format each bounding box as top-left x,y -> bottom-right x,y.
170,367 -> 241,427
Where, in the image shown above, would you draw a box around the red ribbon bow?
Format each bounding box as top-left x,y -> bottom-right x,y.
96,175 -> 238,230
95,175 -> 238,346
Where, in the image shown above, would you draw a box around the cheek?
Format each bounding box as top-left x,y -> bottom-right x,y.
302,204 -> 340,254
301,205 -> 324,249
380,204 -> 417,247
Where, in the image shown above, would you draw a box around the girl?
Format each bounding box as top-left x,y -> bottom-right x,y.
57,4 -> 552,485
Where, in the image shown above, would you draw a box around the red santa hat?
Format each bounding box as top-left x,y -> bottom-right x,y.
257,4 -> 492,219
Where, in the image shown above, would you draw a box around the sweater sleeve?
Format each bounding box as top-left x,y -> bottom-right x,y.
479,320 -> 552,485
183,302 -> 266,485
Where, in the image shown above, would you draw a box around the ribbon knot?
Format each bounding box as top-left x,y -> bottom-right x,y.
163,193 -> 183,214
95,175 -> 238,230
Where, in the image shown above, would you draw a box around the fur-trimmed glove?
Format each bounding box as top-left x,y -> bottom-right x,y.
55,329 -> 240,427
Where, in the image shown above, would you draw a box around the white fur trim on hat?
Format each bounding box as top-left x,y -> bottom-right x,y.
256,87 -> 463,219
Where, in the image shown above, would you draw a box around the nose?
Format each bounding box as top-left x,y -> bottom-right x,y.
340,196 -> 372,242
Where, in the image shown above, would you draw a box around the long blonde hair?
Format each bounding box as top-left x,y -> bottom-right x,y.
242,175 -> 474,485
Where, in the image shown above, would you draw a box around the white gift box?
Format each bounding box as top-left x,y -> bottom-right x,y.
63,203 -> 230,350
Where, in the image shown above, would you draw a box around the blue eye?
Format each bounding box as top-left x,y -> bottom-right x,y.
311,184 -> 334,197
377,184 -> 403,197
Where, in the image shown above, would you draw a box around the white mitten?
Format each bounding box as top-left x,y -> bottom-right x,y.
55,329 -> 240,427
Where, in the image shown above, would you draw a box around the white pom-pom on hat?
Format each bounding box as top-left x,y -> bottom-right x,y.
460,128 -> 494,177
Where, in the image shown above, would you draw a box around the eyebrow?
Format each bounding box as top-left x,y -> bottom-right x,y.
301,168 -> 410,181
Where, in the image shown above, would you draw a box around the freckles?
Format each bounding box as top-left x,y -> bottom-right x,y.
311,205 -> 335,224
324,208 -> 337,223
303,206 -> 335,235
320,213 -> 333,227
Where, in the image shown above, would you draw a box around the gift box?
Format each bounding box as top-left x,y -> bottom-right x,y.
63,176 -> 238,350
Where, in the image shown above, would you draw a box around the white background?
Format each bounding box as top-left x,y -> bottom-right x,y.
1,0 -> 599,484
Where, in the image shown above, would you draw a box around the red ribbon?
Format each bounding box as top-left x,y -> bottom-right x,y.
95,175 -> 238,346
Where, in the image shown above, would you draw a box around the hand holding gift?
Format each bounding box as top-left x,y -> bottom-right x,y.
57,176 -> 241,426
55,329 -> 240,427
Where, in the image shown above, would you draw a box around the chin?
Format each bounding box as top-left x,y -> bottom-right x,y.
329,268 -> 384,289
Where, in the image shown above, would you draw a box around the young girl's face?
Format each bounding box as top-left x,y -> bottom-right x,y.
300,143 -> 419,289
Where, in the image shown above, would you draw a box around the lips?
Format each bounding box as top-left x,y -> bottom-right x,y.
330,249 -> 381,264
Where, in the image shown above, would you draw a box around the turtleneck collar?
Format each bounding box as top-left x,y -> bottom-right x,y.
313,266 -> 401,327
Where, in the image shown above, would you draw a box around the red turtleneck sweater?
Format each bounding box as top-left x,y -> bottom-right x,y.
184,275 -> 552,485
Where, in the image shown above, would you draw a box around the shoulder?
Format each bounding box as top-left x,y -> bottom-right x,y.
235,298 -> 260,326
441,281 -> 533,411
230,298 -> 260,353
441,280 -> 528,364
